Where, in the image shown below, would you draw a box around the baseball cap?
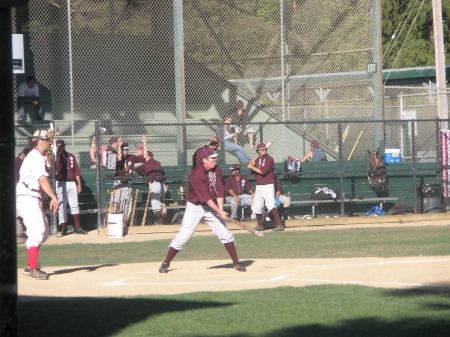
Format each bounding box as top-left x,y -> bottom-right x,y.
109,137 -> 118,144
147,151 -> 153,158
31,130 -> 51,143
135,145 -> 144,151
196,147 -> 218,160
26,75 -> 35,81
56,139 -> 65,146
229,164 -> 240,171
256,143 -> 267,151
121,142 -> 129,150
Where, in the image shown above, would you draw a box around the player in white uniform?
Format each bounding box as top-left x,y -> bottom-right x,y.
16,130 -> 58,280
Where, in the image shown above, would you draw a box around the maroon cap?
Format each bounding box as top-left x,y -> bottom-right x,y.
109,137 -> 118,144
229,164 -> 240,171
311,139 -> 320,148
121,142 -> 129,150
256,143 -> 267,151
196,147 -> 218,160
147,151 -> 153,158
56,139 -> 65,146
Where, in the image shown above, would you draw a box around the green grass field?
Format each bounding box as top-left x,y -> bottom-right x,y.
18,226 -> 450,337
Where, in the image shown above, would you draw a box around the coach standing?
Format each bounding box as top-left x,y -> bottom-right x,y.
158,147 -> 246,273
55,139 -> 87,235
16,130 -> 58,280
247,143 -> 284,232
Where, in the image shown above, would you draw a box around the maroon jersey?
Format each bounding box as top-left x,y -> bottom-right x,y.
116,154 -> 145,181
187,165 -> 224,205
135,158 -> 165,184
251,154 -> 275,185
55,152 -> 80,181
224,174 -> 253,197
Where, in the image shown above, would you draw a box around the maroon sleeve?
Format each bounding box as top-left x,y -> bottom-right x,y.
243,175 -> 253,193
224,176 -> 233,193
135,160 -> 145,174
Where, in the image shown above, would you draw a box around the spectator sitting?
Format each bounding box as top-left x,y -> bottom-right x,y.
300,140 -> 327,162
231,100 -> 255,149
218,116 -> 251,165
224,164 -> 255,221
17,75 -> 43,121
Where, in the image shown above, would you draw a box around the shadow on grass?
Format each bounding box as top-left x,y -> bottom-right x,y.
18,297 -> 231,337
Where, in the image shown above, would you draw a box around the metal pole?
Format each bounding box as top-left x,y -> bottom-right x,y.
173,0 -> 186,170
280,0 -> 286,146
372,0 -> 384,151
67,0 -> 75,147
432,0 -> 448,124
95,121 -> 102,232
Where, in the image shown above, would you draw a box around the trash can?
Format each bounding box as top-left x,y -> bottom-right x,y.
420,184 -> 442,213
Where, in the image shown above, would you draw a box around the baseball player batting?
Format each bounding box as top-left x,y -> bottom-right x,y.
16,130 -> 58,280
247,142 -> 285,232
158,146 -> 246,273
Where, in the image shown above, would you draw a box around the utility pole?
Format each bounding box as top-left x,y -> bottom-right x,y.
432,0 -> 448,123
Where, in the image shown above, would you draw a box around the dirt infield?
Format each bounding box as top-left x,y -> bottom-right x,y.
18,214 -> 450,300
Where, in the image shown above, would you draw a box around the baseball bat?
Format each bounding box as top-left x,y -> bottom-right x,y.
141,189 -> 151,226
226,216 -> 264,238
130,189 -> 139,226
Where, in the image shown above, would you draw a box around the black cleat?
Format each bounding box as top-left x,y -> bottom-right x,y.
272,225 -> 285,232
233,261 -> 246,272
29,268 -> 49,280
159,262 -> 170,273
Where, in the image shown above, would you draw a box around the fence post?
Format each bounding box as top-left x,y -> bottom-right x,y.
95,121 -> 102,231
337,122 -> 345,216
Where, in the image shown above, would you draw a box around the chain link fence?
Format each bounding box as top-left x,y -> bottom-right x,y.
10,1 -> 450,233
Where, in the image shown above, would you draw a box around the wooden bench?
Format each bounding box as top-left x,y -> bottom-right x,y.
290,197 -> 400,218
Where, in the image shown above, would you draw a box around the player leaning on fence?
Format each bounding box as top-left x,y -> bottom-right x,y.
16,130 -> 58,280
158,147 -> 246,273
